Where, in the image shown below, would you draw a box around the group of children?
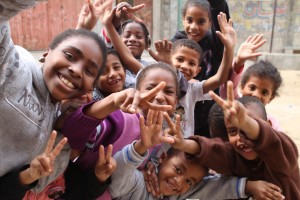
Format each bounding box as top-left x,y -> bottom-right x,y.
0,0 -> 299,199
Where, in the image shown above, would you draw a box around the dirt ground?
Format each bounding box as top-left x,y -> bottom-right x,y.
265,70 -> 300,165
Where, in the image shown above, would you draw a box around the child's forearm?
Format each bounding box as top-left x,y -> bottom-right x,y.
175,139 -> 201,155
104,23 -> 142,74
240,116 -> 260,140
84,93 -> 118,119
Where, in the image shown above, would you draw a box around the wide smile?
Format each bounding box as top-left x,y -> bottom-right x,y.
108,79 -> 121,85
59,74 -> 76,89
166,178 -> 178,194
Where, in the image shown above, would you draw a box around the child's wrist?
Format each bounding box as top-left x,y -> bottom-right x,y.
19,168 -> 37,185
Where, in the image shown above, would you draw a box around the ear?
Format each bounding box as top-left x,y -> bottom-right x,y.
196,66 -> 202,75
159,152 -> 167,164
267,119 -> 272,126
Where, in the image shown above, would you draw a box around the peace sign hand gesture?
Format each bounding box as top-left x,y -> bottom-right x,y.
95,144 -> 117,183
19,131 -> 67,185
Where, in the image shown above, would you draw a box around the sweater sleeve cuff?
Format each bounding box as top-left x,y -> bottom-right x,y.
0,164 -> 38,199
237,177 -> 248,199
124,142 -> 149,167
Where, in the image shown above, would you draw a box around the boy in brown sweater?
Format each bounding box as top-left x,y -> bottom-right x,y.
165,81 -> 300,200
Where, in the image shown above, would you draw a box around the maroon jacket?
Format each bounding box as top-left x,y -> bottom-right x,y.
190,118 -> 300,200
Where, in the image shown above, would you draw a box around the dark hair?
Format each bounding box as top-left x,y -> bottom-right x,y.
172,39 -> 203,62
121,19 -> 151,48
49,28 -> 107,76
237,96 -> 267,120
208,102 -> 227,140
166,147 -> 208,173
209,96 -> 267,140
135,62 -> 179,96
182,0 -> 211,21
241,61 -> 282,98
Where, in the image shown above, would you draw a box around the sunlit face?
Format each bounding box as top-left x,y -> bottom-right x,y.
227,126 -> 258,160
171,46 -> 201,81
158,151 -> 206,196
138,68 -> 177,116
122,22 -> 146,58
96,54 -> 125,95
182,6 -> 211,42
241,76 -> 275,105
43,36 -> 103,103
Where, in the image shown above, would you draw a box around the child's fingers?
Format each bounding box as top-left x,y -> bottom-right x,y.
175,114 -> 181,132
226,81 -> 234,103
163,112 -> 175,130
97,145 -> 106,166
209,90 -> 225,107
128,90 -> 140,113
253,39 -> 267,50
105,144 -> 113,164
44,131 -> 57,155
146,109 -> 154,126
147,102 -> 172,111
48,137 -> 68,161
142,81 -> 166,101
157,111 -> 163,126
130,4 -> 145,12
37,156 -> 52,173
139,115 -> 146,130
245,35 -> 252,43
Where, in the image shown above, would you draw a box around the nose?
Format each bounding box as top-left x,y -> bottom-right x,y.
108,69 -> 117,78
68,64 -> 83,79
180,62 -> 189,71
128,35 -> 137,43
154,91 -> 165,104
251,90 -> 261,100
190,22 -> 197,30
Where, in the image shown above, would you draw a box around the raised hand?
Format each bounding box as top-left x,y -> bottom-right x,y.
23,131 -> 67,184
115,2 -> 145,23
210,81 -> 246,127
162,112 -> 184,148
148,39 -> 172,64
139,110 -> 164,149
235,34 -> 266,67
216,12 -> 236,50
246,180 -> 285,200
95,144 -> 117,183
143,160 -> 160,197
76,0 -> 114,30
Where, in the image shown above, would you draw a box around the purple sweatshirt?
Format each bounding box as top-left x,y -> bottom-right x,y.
62,101 -> 140,170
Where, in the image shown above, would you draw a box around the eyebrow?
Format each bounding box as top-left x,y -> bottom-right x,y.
66,46 -> 99,70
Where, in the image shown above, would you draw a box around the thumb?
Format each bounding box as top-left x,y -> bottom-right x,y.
148,48 -> 159,61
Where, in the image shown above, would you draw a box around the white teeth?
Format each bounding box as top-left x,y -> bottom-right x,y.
60,75 -> 75,89
110,79 -> 120,84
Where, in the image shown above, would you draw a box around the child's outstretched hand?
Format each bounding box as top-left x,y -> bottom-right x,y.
76,0 -> 114,30
95,144 -> 117,183
20,131 -> 68,184
148,38 -> 172,64
246,180 -> 285,200
216,12 -> 236,50
113,82 -> 172,114
235,34 -> 266,67
162,112 -> 185,148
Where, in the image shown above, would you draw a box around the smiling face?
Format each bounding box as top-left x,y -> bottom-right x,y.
182,6 -> 211,42
241,76 -> 275,105
171,46 -> 201,81
158,151 -> 206,196
96,54 -> 125,95
227,126 -> 258,160
42,36 -> 103,103
122,22 -> 146,58
138,68 -> 177,116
